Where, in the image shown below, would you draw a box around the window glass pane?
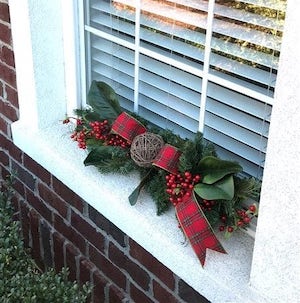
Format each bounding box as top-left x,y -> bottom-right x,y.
82,0 -> 287,179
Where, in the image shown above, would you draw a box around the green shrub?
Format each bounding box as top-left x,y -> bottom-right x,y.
0,176 -> 91,303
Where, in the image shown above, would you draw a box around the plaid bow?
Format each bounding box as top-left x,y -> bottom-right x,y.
111,112 -> 147,143
152,144 -> 181,175
112,112 -> 226,266
176,194 -> 226,266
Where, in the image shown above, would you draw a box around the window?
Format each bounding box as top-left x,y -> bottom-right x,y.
80,0 -> 286,179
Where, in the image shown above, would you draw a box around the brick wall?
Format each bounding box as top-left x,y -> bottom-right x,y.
0,2 -> 209,302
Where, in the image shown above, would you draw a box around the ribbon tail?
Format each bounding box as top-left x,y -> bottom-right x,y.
175,194 -> 227,267
128,169 -> 154,205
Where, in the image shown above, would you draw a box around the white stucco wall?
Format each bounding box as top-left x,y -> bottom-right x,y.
250,1 -> 300,302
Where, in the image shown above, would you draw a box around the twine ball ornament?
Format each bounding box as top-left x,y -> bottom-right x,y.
130,132 -> 164,167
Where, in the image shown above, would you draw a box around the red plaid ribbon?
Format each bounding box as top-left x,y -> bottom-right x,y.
112,111 -> 226,266
176,195 -> 226,266
111,112 -> 147,143
152,144 -> 181,175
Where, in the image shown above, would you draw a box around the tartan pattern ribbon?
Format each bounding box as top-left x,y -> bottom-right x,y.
152,144 -> 181,175
112,111 -> 226,266
176,194 -> 226,266
111,112 -> 147,143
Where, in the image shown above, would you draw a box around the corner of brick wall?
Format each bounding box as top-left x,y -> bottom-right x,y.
0,2 -> 210,303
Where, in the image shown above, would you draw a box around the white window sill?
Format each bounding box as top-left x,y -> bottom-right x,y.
11,120 -> 264,303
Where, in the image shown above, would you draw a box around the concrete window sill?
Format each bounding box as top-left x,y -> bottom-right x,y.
12,120 -> 262,303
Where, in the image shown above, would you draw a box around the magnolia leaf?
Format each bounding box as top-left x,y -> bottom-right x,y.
194,175 -> 234,200
84,146 -> 121,166
128,170 -> 153,205
199,156 -> 242,184
87,81 -> 122,123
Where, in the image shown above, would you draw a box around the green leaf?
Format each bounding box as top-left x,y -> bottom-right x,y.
84,146 -> 119,166
199,156 -> 242,184
128,170 -> 153,205
87,81 -> 122,123
194,175 -> 235,200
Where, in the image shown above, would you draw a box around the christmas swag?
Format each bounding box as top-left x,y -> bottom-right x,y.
63,81 -> 260,266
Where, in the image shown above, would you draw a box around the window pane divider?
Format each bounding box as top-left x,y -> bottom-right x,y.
134,1 -> 141,113
207,73 -> 274,106
199,0 -> 215,133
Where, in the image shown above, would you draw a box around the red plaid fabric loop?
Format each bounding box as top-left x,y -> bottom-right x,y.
152,144 -> 181,175
176,195 -> 226,266
111,112 -> 147,143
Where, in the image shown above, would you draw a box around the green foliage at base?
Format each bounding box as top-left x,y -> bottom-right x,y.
0,177 -> 91,303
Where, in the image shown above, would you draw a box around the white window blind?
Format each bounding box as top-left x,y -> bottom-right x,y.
80,0 -> 286,179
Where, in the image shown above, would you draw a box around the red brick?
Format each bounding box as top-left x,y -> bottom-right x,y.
24,154 -> 51,184
65,243 -> 79,282
53,213 -> 86,254
52,176 -> 84,212
79,258 -> 95,285
0,22 -> 11,45
0,117 -> 8,134
29,209 -> 43,270
93,271 -> 108,303
153,280 -> 179,303
19,200 -> 30,249
40,220 -> 53,268
89,245 -> 127,291
108,284 -> 126,303
5,84 -> 18,108
12,177 -> 25,199
88,205 -> 126,247
0,150 -> 9,166
0,134 -> 22,162
0,3 -> 10,23
38,181 -> 68,218
12,161 -> 37,192
130,283 -> 154,303
109,242 -> 150,291
178,279 -> 210,303
71,210 -> 105,252
0,99 -> 18,121
26,188 -> 52,223
0,45 -> 15,67
52,231 -> 65,273
0,61 -> 16,88
129,238 -> 175,290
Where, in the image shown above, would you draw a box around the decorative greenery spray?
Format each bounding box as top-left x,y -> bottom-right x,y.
63,81 -> 259,238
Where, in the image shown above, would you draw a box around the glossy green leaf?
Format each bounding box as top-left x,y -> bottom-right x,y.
194,175 -> 235,200
199,156 -> 242,184
84,146 -> 116,166
87,81 -> 122,123
128,170 -> 153,205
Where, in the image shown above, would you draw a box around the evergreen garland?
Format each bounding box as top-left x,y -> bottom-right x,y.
63,81 -> 260,236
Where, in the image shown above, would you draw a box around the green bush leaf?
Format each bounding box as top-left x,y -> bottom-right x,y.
194,175 -> 235,200
87,81 -> 122,123
199,156 -> 242,184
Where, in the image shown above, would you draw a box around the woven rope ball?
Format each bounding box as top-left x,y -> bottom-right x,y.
130,132 -> 164,167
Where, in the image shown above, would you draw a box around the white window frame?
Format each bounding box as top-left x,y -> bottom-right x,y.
9,1 -> 300,302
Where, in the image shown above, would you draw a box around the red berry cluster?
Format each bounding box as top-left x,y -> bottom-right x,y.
165,172 -> 201,206
89,120 -> 110,140
70,119 -> 88,149
64,117 -> 130,149
199,199 -> 216,212
219,204 -> 257,233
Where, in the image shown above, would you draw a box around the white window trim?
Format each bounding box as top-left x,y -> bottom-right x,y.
9,1 -> 300,303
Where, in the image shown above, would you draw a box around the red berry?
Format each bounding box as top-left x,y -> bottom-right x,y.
249,205 -> 256,212
219,226 -> 225,232
227,226 -> 234,233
